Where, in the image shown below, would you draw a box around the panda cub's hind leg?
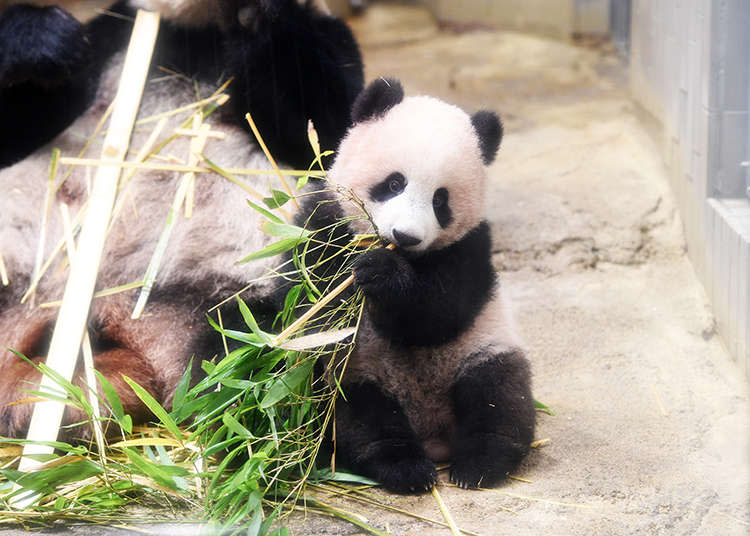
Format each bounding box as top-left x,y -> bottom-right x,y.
450,349 -> 535,489
335,382 -> 437,493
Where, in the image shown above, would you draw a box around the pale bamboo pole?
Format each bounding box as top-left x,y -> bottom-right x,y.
17,10 -> 160,478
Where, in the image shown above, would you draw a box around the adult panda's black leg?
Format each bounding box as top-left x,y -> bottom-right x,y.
0,4 -> 93,167
450,349 -> 535,489
335,381 -> 437,493
223,0 -> 364,170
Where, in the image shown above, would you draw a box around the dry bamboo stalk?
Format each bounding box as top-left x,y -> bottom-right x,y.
109,116 -> 168,228
21,203 -> 86,304
58,157 -> 324,178
175,128 -> 225,139
135,92 -> 229,125
59,202 -> 106,459
38,280 -> 143,309
270,273 -> 354,348
17,10 -> 160,480
244,112 -> 300,209
130,171 -> 191,319
431,486 -> 461,536
269,244 -> 396,347
184,118 -> 211,219
0,250 -> 8,286
29,156 -> 59,306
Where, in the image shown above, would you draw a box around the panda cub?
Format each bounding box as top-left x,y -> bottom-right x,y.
308,78 -> 535,493
0,0 -> 362,439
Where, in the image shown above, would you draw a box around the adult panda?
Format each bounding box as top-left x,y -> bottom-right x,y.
301,78 -> 536,493
0,0 -> 363,439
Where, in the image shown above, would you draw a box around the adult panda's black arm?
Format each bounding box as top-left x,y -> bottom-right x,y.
353,221 -> 497,347
0,2 -> 134,168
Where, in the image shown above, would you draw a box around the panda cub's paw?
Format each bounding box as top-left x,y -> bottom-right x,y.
450,458 -> 498,490
450,435 -> 522,489
360,438 -> 437,493
0,5 -> 89,87
353,248 -> 414,300
377,456 -> 437,494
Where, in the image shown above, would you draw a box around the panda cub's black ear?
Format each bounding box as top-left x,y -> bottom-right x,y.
351,77 -> 404,124
471,111 -> 503,165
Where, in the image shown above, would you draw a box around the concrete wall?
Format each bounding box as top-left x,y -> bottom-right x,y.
424,0 -> 609,39
630,0 -> 750,379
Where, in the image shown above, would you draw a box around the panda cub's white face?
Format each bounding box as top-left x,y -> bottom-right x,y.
330,96 -> 488,253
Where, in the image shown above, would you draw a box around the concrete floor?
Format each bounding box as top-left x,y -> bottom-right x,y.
2,4 -> 749,536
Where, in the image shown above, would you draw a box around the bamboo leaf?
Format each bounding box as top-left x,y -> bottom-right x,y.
123,376 -> 183,443
123,448 -> 183,491
278,328 -> 356,351
95,370 -> 124,421
246,199 -> 283,224
171,357 -> 193,413
222,413 -> 254,439
260,360 -> 314,409
237,238 -> 303,264
262,190 -> 291,209
534,398 -> 555,415
236,296 -> 272,344
260,221 -> 311,240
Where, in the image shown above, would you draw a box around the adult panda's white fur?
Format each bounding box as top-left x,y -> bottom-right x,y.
0,0 -> 363,439
302,78 -> 535,493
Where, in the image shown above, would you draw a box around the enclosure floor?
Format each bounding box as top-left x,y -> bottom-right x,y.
2,4 -> 748,536
290,5 -> 750,535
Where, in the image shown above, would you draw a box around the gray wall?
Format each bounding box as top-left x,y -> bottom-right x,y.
630,0 -> 750,378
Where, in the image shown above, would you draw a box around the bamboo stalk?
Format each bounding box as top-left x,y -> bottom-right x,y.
29,151 -> 60,306
109,116 -> 168,229
131,171 -> 192,319
0,250 -> 8,286
184,118 -> 211,219
20,204 -> 85,304
58,202 -> 107,459
57,157 -> 325,178
269,243 -> 395,347
38,280 -> 143,309
244,112 -> 300,209
135,92 -> 229,125
269,273 -> 354,347
17,10 -> 160,481
431,485 -> 461,536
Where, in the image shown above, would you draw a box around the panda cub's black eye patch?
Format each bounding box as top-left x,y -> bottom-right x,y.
369,172 -> 406,202
433,187 -> 453,228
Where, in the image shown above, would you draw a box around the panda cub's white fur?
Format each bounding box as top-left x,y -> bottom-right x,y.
331,95 -> 485,251
306,78 -> 535,493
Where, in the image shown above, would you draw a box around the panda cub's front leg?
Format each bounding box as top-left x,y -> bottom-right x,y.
335,381 -> 437,493
450,349 -> 535,489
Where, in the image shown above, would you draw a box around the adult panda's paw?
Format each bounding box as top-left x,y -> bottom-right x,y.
353,248 -> 413,301
363,439 -> 437,494
0,5 -> 89,87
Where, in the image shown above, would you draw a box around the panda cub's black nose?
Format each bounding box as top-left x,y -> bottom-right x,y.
392,229 -> 422,247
